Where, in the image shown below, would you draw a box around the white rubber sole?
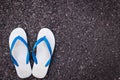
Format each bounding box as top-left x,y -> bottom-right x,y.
9,27 -> 31,78
32,28 -> 55,78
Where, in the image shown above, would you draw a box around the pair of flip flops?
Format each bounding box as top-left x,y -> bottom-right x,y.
9,28 -> 55,78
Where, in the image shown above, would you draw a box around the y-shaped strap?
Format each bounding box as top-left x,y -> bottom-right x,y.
32,36 -> 52,67
10,36 -> 30,67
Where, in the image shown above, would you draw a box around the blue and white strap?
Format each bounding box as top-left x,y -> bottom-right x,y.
32,36 -> 52,67
10,36 -> 30,67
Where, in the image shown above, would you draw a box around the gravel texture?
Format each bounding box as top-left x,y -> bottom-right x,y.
0,0 -> 120,80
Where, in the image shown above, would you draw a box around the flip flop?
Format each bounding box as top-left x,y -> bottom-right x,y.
32,28 -> 55,78
9,28 -> 31,78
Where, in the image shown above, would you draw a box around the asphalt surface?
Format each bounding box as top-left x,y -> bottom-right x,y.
0,0 -> 120,80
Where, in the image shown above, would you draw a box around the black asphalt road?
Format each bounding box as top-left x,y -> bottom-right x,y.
0,0 -> 120,80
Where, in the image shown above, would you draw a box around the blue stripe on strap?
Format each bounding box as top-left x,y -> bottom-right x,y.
32,36 -> 52,67
10,36 -> 30,67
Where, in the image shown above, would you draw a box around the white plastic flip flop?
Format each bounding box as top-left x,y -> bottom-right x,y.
32,28 -> 55,78
9,28 -> 31,78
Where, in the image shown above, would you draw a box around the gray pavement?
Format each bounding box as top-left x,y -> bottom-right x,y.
0,0 -> 120,80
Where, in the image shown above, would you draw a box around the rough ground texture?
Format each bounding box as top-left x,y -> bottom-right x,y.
0,0 -> 120,80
